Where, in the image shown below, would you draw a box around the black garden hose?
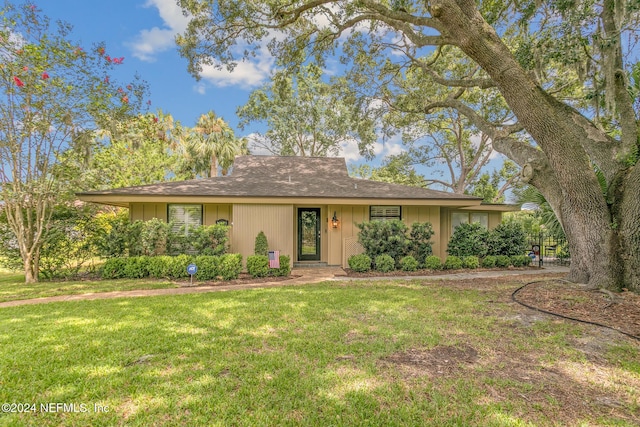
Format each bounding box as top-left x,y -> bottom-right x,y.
511,280 -> 640,342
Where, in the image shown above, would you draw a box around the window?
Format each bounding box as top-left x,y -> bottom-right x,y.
452,212 -> 489,232
470,212 -> 489,229
370,206 -> 401,221
168,204 -> 202,235
451,212 -> 469,231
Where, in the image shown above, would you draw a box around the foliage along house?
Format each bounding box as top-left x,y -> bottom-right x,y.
77,155 -> 517,267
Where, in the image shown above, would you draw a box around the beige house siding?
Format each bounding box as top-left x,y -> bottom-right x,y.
127,202 -> 506,268
232,204 -> 294,266
129,203 -> 168,222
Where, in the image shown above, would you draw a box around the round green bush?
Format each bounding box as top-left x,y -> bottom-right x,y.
481,255 -> 497,268
101,257 -> 127,279
424,256 -> 442,270
147,255 -> 172,278
462,255 -> 480,269
510,255 -> 531,267
400,255 -> 419,271
444,255 -> 463,270
495,255 -> 511,268
272,255 -> 291,277
195,255 -> 221,280
348,254 -> 372,272
167,254 -> 194,279
447,223 -> 489,258
219,253 -> 243,280
123,256 -> 150,278
375,254 -> 396,272
247,255 -> 270,278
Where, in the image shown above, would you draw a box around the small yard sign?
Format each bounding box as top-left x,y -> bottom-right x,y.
187,263 -> 198,285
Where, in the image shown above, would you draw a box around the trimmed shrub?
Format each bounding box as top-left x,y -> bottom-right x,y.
254,231 -> 269,256
481,255 -> 497,268
486,221 -> 528,256
375,254 -> 396,272
357,220 -> 410,262
348,254 -> 372,272
127,220 -> 145,257
409,222 -> 434,263
247,255 -> 270,278
219,253 -> 242,280
444,255 -> 463,270
495,255 -> 511,268
140,218 -> 169,256
462,255 -> 480,269
123,256 -> 150,278
511,255 -> 531,267
425,255 -> 442,270
147,255 -> 172,278
102,257 -> 127,279
447,222 -> 489,258
195,255 -> 220,280
191,225 -> 229,256
400,255 -> 419,271
167,254 -> 194,279
272,255 -> 291,277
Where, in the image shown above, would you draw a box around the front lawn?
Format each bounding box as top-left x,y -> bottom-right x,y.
0,279 -> 638,426
0,272 -> 178,303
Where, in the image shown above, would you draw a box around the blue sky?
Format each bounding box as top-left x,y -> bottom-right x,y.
38,0 -> 405,166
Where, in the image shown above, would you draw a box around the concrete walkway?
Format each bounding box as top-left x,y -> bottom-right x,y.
0,266 -> 568,308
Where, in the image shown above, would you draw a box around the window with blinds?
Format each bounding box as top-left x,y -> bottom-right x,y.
168,204 -> 203,235
370,206 -> 401,221
451,212 -> 489,233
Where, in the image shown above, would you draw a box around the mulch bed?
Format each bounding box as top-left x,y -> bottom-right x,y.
513,279 -> 640,339
343,266 -> 540,278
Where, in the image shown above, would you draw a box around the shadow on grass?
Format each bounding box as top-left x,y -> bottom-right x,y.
0,282 -> 638,426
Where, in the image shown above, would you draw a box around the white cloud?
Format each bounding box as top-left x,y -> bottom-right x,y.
198,54 -> 274,89
126,0 -> 190,62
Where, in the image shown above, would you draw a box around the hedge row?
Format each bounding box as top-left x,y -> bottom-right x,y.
102,254 -> 292,281
348,254 -> 531,273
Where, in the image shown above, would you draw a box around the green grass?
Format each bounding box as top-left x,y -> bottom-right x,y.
0,280 -> 637,426
0,272 -> 178,303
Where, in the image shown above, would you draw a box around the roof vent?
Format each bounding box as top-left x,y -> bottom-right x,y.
355,183 -> 357,189
288,175 -> 291,183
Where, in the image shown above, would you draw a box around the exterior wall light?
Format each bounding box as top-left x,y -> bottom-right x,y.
331,211 -> 340,229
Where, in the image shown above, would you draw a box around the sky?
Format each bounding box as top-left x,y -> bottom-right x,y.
37,0 -> 404,166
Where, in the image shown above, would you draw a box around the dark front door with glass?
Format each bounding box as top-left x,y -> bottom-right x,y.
298,208 -> 321,261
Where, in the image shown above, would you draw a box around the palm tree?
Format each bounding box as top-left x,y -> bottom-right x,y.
193,111 -> 239,177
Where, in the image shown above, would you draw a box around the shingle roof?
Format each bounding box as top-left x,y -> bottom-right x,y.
77,155 -> 482,201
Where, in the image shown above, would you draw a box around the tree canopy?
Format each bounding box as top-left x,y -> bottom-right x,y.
0,3 -> 148,282
176,0 -> 640,291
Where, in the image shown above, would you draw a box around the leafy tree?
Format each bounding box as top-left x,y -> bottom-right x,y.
401,110 -> 520,201
171,111 -> 247,178
62,111 -> 179,191
0,3 -> 146,282
176,0 -> 640,291
237,63 -> 375,157
349,153 -> 427,187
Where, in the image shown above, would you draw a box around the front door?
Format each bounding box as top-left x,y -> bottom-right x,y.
298,208 -> 321,261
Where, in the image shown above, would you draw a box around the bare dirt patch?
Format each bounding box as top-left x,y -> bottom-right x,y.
381,345 -> 479,378
375,274 -> 640,425
514,279 -> 640,338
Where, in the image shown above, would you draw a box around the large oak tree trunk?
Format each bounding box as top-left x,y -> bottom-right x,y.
432,0 -> 638,291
